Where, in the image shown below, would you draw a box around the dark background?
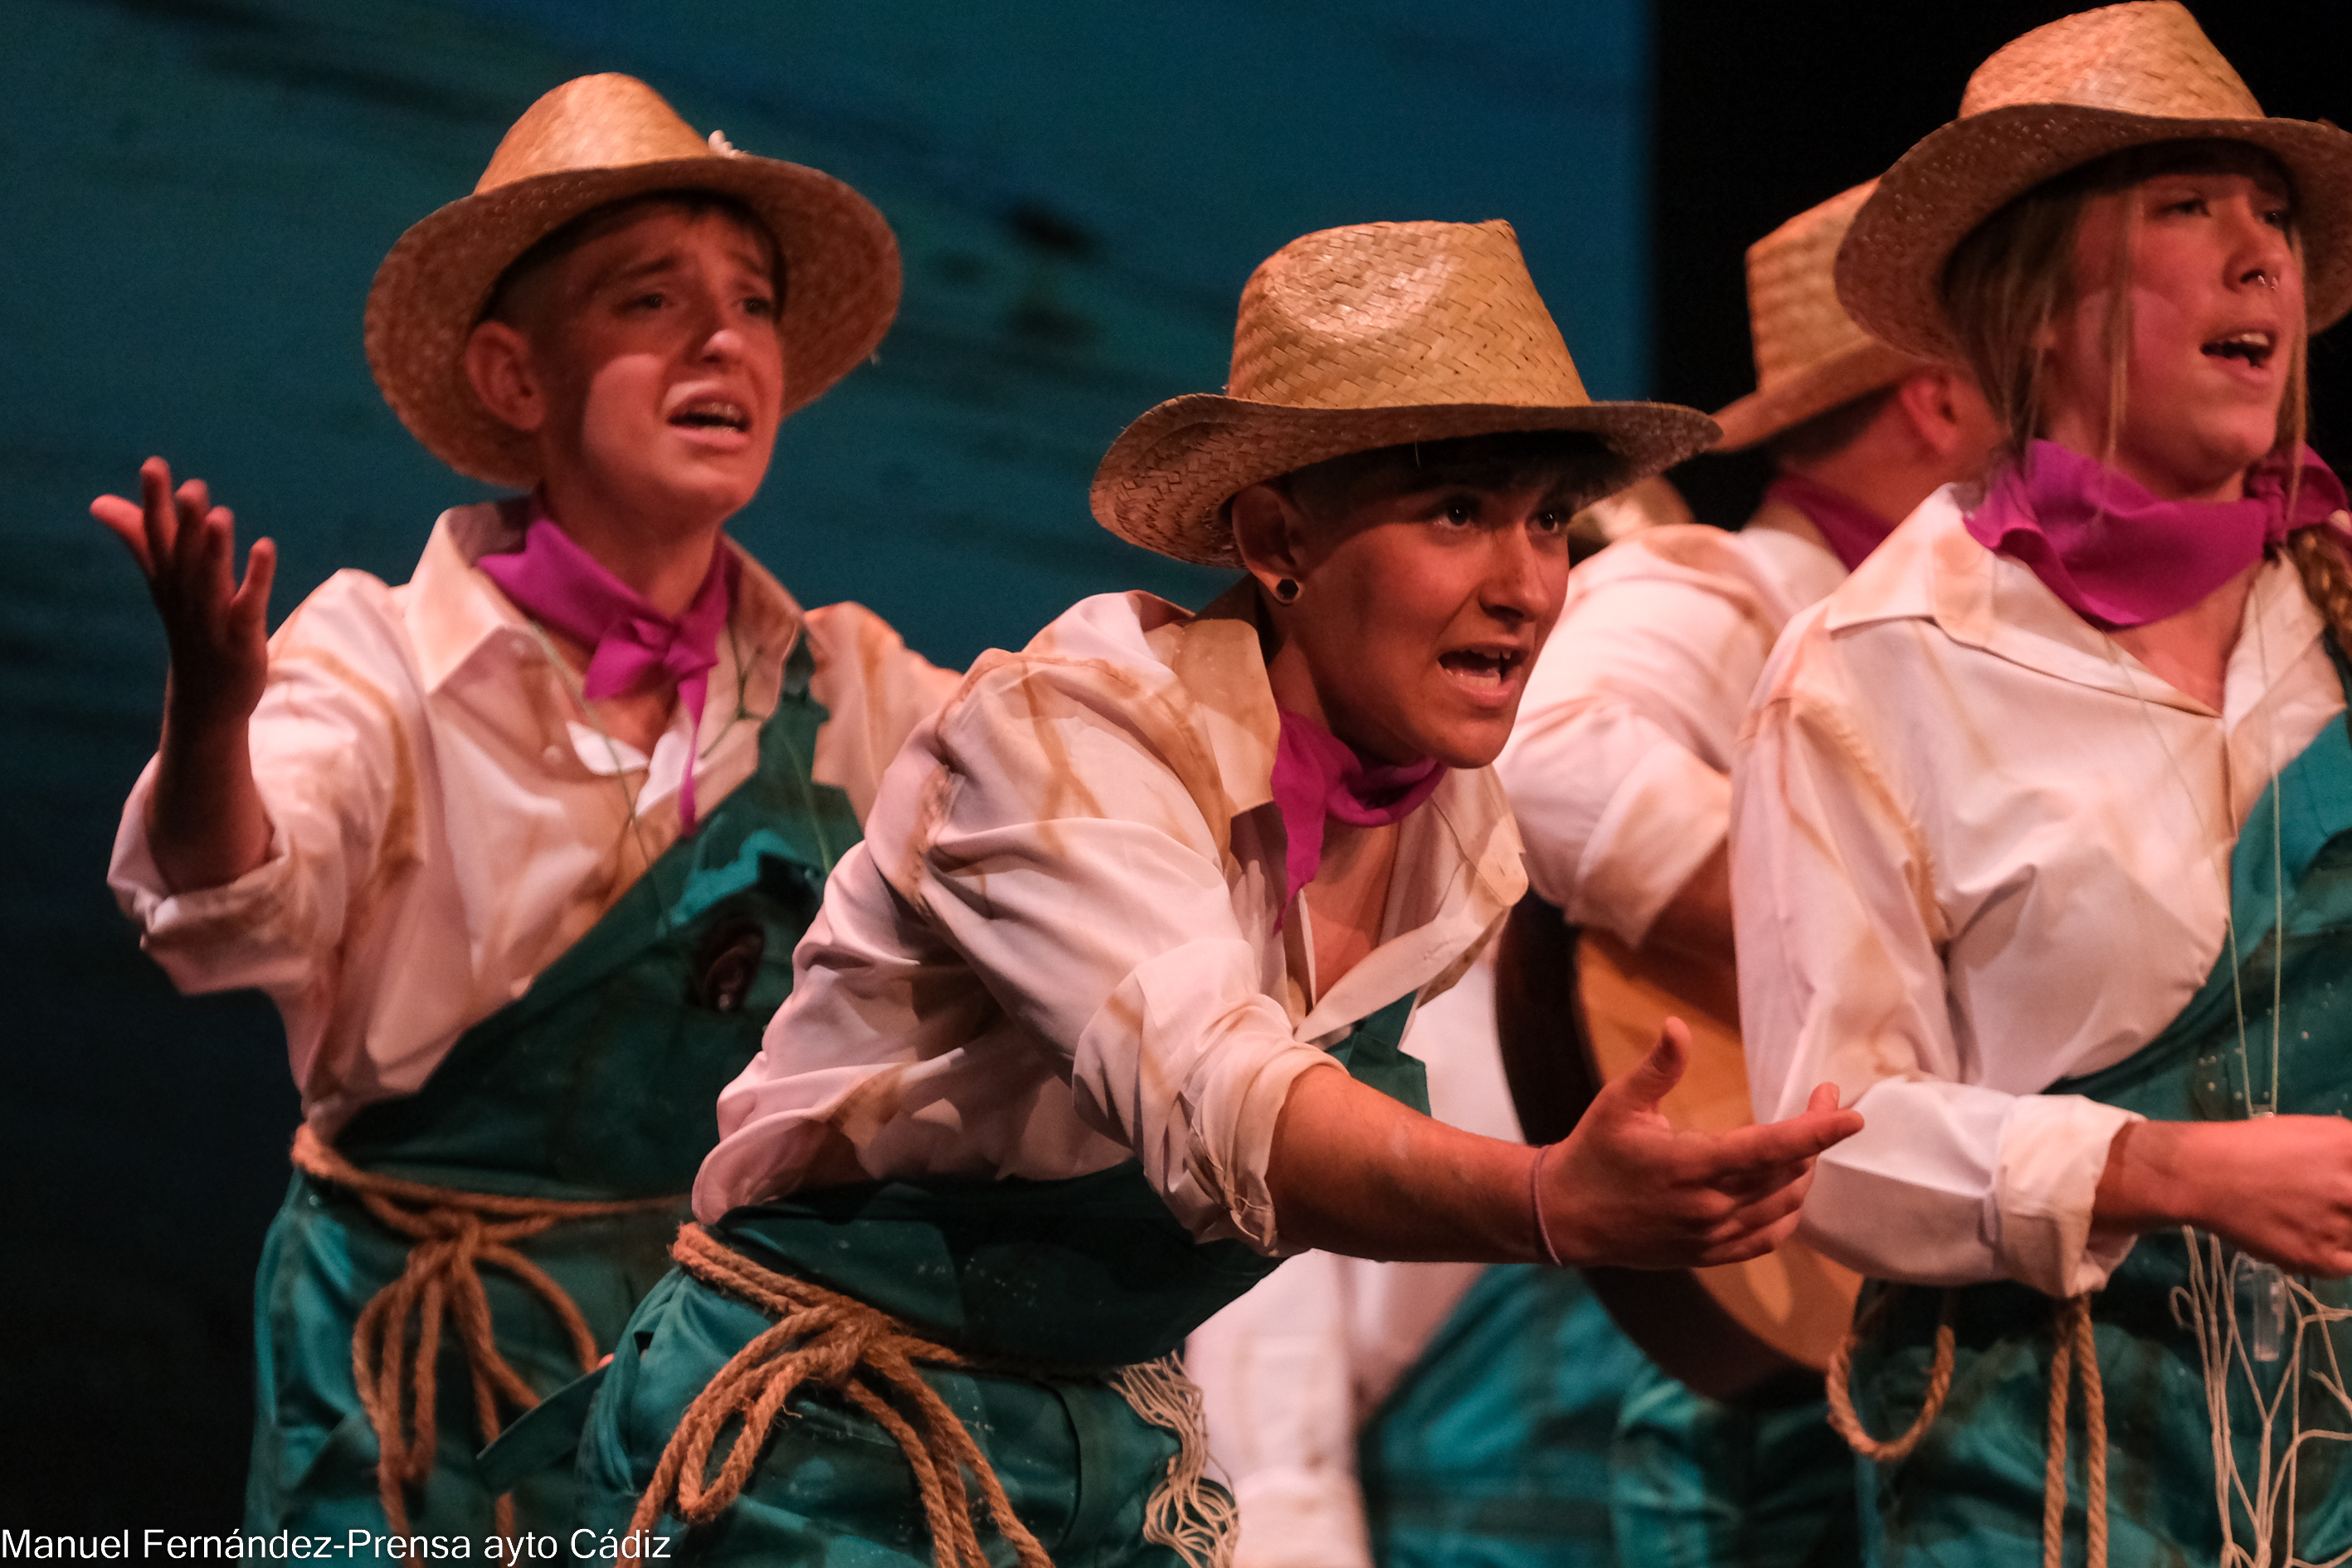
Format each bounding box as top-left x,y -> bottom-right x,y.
4,0 -> 2349,1531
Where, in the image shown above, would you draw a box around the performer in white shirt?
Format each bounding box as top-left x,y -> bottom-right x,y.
1497,180 -> 1998,1568
98,75 -> 953,1539
573,218 -> 1861,1568
1735,6 -> 2352,1561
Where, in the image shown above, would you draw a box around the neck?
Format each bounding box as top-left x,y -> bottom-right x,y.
2039,413 -> 2251,505
1781,447 -> 1933,536
538,478 -> 727,616
2108,560 -> 2259,712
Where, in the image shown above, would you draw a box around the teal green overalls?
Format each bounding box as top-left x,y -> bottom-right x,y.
246,641 -> 859,1540
572,995 -> 1431,1566
1848,660 -> 2352,1565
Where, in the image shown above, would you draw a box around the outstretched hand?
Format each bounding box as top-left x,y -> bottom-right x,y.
93,456 -> 276,729
93,456 -> 276,892
1536,1017 -> 1862,1270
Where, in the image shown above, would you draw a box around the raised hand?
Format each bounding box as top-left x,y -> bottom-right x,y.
1536,1018 -> 1862,1270
93,456 -> 276,891
93,456 -> 277,729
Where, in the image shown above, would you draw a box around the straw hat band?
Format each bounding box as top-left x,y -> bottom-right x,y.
365,74 -> 900,488
1092,219 -> 1717,566
1835,3 -> 2352,361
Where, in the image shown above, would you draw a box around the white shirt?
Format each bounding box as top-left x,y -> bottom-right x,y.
109,503 -> 958,1136
1734,486 -> 2343,1297
1189,504 -> 1850,1568
1499,506 -> 1846,945
693,585 -> 1527,1253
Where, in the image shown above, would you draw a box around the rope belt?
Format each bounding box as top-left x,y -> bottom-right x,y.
1825,1285 -> 2110,1568
290,1127 -> 679,1541
635,1223 -> 1235,1568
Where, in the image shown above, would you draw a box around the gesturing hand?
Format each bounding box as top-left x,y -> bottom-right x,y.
93,455 -> 276,729
1536,1018 -> 1863,1270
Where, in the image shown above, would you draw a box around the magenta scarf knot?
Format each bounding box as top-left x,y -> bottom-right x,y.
1765,474 -> 1898,573
478,509 -> 740,831
1965,441 -> 2349,631
1270,710 -> 1445,916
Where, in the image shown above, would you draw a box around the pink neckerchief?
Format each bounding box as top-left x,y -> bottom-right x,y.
1765,473 -> 1897,572
477,506 -> 740,832
1965,441 -> 2349,631
1270,709 -> 1446,918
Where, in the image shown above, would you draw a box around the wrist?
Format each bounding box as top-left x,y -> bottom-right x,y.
2092,1119 -> 2210,1236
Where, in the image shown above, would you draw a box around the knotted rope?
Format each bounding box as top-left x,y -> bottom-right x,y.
1825,1284 -> 2109,1568
290,1127 -> 679,1546
631,1224 -> 1054,1568
1824,1286 -> 1957,1464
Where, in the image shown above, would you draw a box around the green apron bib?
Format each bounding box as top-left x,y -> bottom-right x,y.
1851,665 -> 2352,1566
572,992 -> 1428,1565
246,638 -> 859,1539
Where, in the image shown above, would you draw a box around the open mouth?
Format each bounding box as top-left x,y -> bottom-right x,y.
670,399 -> 751,432
1438,646 -> 1526,689
2203,329 -> 2277,370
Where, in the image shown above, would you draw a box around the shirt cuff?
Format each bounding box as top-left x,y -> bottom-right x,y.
1993,1094 -> 2144,1296
1561,743 -> 1729,947
1215,1048 -> 1351,1255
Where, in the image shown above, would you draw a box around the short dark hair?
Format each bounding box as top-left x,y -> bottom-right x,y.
1278,429 -> 1617,520
479,189 -> 784,329
1768,386 -> 1898,466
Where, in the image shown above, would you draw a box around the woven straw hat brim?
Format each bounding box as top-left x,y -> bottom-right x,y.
1839,103 -> 2352,361
1091,393 -> 1721,567
367,153 -> 899,488
1710,337 -> 1923,452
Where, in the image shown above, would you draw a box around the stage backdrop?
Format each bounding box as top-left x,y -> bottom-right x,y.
0,0 -> 1651,1525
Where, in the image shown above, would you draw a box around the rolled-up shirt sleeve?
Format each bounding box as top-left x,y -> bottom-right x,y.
107,579 -> 413,1021
1732,627 -> 2138,1298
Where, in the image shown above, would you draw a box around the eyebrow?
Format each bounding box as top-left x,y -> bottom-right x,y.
586,246 -> 776,295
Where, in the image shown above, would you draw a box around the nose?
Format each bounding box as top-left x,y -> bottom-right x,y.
2228,200 -> 2296,295
1478,508 -> 1560,626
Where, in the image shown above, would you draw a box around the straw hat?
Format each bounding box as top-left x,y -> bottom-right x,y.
1837,2 -> 2352,361
1091,221 -> 1719,567
1711,183 -> 1925,452
367,74 -> 900,488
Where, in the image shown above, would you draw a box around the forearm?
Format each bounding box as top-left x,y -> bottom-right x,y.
147,684 -> 271,894
1265,1065 -> 1539,1264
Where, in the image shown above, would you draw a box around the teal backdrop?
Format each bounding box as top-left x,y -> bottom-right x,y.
0,0 -> 1651,1527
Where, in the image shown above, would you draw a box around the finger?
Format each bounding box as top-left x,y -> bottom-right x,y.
90,495 -> 156,575
140,458 -> 179,575
1697,1104 -> 1863,1171
231,536 -> 277,632
1605,1016 -> 1692,1116
1707,1153 -> 1816,1199
1806,1081 -> 1844,1115
1692,1210 -> 1805,1268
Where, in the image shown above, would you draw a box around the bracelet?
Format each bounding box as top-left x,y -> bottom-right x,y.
1529,1142 -> 1565,1267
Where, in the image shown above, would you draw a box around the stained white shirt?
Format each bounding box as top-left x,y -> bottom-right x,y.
1734,486 -> 2343,1297
692,585 -> 1527,1253
1188,959 -> 1514,1568
109,502 -> 958,1136
1499,505 -> 1846,945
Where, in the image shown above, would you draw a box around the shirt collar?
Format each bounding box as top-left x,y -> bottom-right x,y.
1824,484 -> 2325,713
407,501 -> 806,701
1137,579 -> 1527,1031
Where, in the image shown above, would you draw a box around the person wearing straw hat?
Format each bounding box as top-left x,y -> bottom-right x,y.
95,74 -> 957,1540
572,218 -> 1863,1568
1390,180 -> 1995,1568
1733,5 -> 2352,1561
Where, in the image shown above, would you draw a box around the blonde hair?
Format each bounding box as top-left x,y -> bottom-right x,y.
1938,139 -> 2346,642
